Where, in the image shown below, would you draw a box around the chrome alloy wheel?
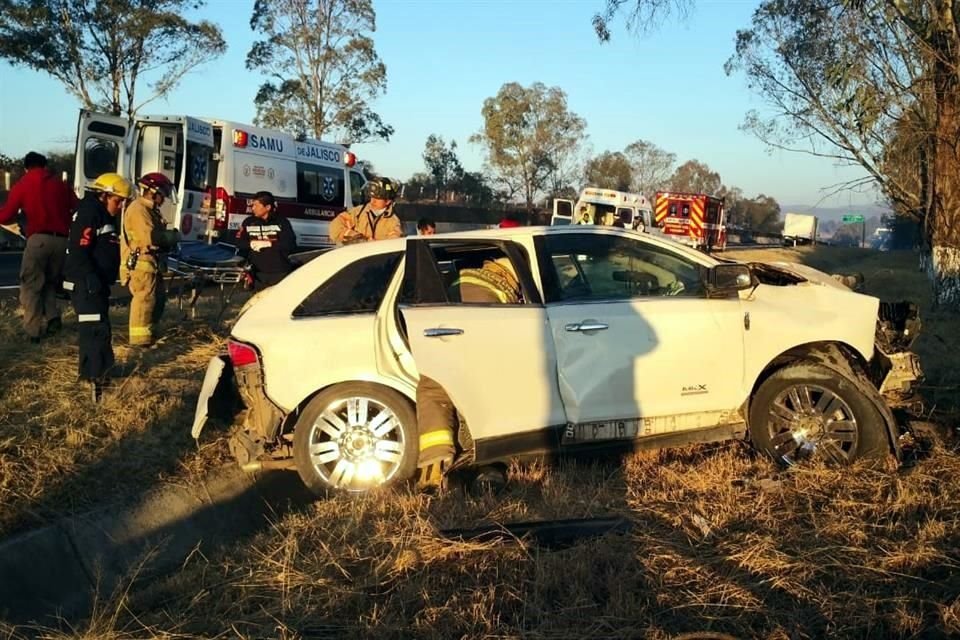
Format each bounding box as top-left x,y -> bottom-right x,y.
306,396 -> 405,490
767,384 -> 859,465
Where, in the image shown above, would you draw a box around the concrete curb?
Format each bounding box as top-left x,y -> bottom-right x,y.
0,464 -> 314,625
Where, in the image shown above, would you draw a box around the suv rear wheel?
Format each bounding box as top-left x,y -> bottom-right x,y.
749,363 -> 889,466
293,383 -> 418,495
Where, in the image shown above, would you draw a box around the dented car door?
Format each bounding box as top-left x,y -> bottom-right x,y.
537,232 -> 747,439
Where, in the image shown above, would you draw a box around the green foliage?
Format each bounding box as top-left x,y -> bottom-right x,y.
471,82 -> 587,211
668,159 -> 722,194
726,192 -> 782,232
624,139 -> 675,195
246,0 -> 392,143
0,0 -> 225,117
423,135 -> 463,202
724,0 -> 960,257
584,151 -> 632,191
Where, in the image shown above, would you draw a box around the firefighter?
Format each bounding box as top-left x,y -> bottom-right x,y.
236,191 -> 296,290
329,177 -> 404,245
415,256 -> 522,488
0,152 -> 78,342
64,173 -> 134,402
121,172 -> 178,346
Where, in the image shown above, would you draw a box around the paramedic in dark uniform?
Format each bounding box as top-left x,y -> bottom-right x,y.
236,191 -> 296,290
63,173 -> 134,402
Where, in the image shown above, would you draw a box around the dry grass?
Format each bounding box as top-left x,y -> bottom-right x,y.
0,289 -> 242,536
2,247 -> 960,639
9,441 -> 959,639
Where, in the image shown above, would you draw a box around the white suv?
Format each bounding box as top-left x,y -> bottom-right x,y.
193,227 -> 921,495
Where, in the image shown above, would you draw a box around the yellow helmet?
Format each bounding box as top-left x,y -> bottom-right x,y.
88,173 -> 134,199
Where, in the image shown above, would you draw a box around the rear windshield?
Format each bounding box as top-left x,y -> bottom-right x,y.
293,251 -> 402,317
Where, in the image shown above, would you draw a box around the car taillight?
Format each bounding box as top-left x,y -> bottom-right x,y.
214,187 -> 229,230
227,340 -> 259,367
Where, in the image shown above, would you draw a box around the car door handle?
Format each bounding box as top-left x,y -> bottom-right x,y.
565,321 -> 609,332
424,327 -> 464,338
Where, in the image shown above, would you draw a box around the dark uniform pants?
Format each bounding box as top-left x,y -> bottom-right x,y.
254,270 -> 289,291
71,287 -> 114,380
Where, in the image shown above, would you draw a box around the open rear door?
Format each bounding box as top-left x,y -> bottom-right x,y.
550,199 -> 574,226
398,238 -> 567,452
74,110 -> 129,197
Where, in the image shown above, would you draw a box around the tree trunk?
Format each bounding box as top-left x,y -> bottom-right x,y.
924,48 -> 960,309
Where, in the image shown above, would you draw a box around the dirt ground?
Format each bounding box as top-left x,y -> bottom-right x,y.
1,246 -> 959,639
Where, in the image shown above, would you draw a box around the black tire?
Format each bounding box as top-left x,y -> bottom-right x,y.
293,382 -> 418,495
749,362 -> 890,466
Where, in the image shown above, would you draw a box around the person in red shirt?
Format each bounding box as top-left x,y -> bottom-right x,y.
0,152 -> 79,342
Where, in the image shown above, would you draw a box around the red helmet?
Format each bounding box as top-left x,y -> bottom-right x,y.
138,172 -> 175,199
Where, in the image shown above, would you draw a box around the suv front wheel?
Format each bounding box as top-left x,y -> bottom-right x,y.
293,383 -> 418,495
749,363 -> 890,466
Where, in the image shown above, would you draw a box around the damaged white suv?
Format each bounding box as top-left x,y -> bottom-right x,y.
193,226 -> 922,495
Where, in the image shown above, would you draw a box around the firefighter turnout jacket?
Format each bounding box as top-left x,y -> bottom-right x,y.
65,193 -> 121,292
236,212 -> 296,289
64,193 -> 121,380
120,196 -> 174,280
329,203 -> 403,245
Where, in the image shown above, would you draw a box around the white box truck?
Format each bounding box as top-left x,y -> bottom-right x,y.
782,212 -> 818,246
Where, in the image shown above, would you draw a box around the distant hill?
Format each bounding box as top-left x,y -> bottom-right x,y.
780,203 -> 892,223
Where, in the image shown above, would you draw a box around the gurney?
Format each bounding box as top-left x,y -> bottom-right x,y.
165,242 -> 334,321
165,241 -> 247,320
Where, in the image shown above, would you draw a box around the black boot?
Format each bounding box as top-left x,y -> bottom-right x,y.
45,317 -> 62,337
90,380 -> 103,403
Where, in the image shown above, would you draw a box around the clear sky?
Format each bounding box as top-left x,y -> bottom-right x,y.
0,0 -> 879,208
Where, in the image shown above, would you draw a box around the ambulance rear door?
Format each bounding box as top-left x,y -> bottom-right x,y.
74,110 -> 129,198
128,115 -> 215,241
180,117 -> 215,241
551,198 -> 574,226
129,115 -> 186,231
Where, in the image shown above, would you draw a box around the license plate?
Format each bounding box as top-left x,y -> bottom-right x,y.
562,419 -> 639,443
192,355 -> 227,439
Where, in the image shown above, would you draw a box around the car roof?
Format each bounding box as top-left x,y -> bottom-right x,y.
325,225 -> 719,265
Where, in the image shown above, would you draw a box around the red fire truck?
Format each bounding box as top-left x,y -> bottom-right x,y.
654,191 -> 727,251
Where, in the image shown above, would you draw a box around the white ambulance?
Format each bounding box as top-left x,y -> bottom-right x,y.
550,187 -> 654,232
73,110 -> 368,248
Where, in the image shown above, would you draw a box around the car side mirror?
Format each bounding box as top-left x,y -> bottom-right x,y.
707,263 -> 753,294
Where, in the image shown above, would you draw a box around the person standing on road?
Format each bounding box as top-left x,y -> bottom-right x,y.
329,177 -> 404,245
64,173 -> 133,402
236,191 -> 296,291
0,152 -> 78,342
417,218 -> 436,236
121,173 -> 178,347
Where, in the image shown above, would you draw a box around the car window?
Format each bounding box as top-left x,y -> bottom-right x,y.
401,241 -> 535,306
434,243 -> 526,305
542,233 -> 706,302
293,251 -> 402,317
